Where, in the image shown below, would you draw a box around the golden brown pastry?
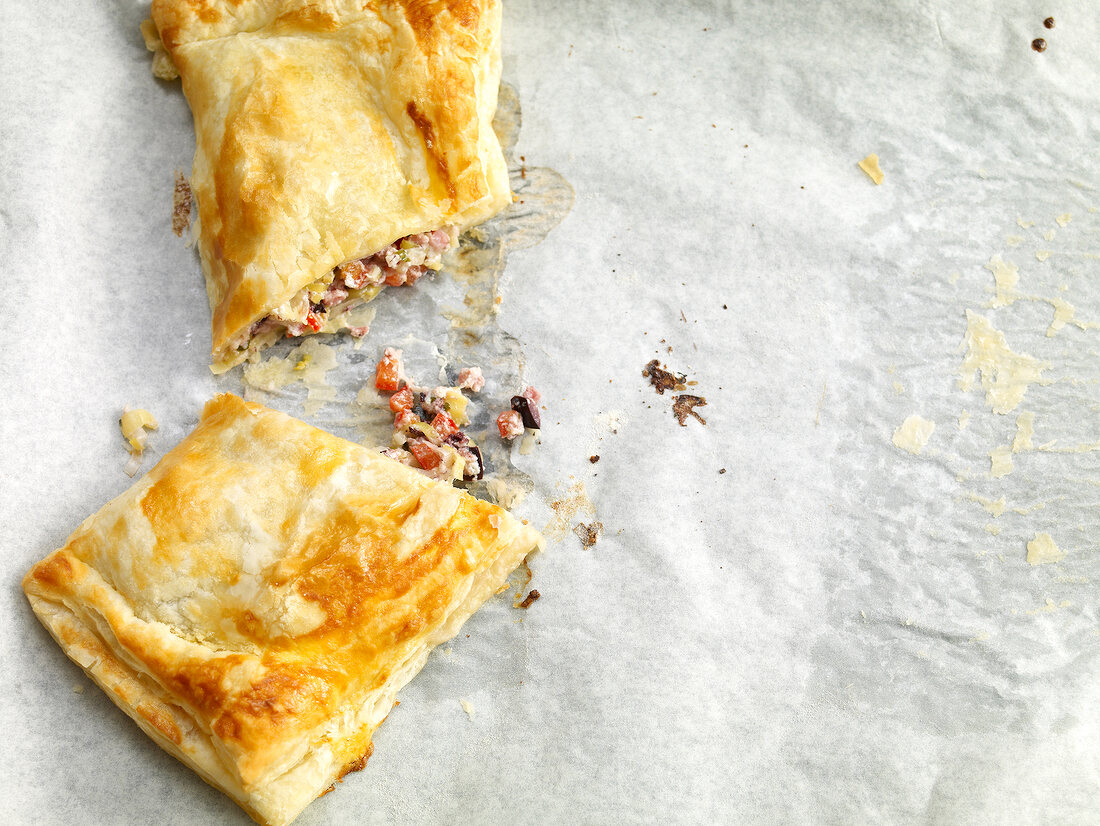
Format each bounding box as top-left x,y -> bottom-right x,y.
146,0 -> 511,372
23,394 -> 542,826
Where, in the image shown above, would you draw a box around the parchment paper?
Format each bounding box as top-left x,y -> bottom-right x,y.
2,1 -> 1099,823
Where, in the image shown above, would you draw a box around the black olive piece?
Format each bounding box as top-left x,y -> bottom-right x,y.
510,396 -> 540,429
466,445 -> 485,480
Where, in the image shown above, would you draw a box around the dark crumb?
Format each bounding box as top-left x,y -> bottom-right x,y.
172,171 -> 192,237
589,455 -> 600,463
718,468 -> 726,474
722,304 -> 728,309
1032,37 -> 1046,52
518,589 -> 541,609
574,522 -> 603,549
672,394 -> 708,426
1043,17 -> 1055,28
642,359 -> 687,394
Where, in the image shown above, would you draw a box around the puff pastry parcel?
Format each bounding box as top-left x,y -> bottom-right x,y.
23,394 -> 541,826
146,0 -> 511,371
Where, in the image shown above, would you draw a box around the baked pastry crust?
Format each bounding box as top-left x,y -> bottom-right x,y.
148,0 -> 511,371
23,394 -> 541,826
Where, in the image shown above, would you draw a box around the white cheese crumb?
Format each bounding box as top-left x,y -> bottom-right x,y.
460,699 -> 476,721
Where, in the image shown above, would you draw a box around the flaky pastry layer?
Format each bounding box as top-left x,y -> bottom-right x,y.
23,394 -> 541,826
148,0 -> 511,371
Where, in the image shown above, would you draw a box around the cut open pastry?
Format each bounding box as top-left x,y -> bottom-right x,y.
23,394 -> 542,826
145,0 -> 511,372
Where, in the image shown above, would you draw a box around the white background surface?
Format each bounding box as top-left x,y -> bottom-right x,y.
2,1 -> 1099,823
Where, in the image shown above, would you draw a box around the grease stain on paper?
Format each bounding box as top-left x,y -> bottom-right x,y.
242,337 -> 338,416
986,254 -> 1019,307
892,414 -> 935,455
1026,533 -> 1065,566
1026,598 -> 1072,615
981,253 -> 1094,337
444,83 -> 574,333
967,492 -> 1006,517
544,480 -> 597,542
958,310 -> 1046,414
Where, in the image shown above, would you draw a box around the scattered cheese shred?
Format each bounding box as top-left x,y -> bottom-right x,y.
858,153 -> 884,185
460,699 -> 476,721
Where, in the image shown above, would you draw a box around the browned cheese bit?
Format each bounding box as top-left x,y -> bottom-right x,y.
672,394 -> 707,426
642,359 -> 687,395
573,521 -> 603,549
518,589 -> 541,609
172,171 -> 192,237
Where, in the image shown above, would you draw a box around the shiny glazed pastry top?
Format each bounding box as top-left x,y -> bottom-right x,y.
23,394 -> 542,826
147,0 -> 511,370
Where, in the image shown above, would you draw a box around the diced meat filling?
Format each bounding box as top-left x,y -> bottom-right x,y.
496,410 -> 524,440
233,226 -> 455,352
457,366 -> 485,393
372,349 -> 484,483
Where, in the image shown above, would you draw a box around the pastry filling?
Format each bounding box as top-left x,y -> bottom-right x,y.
374,348 -> 485,483
232,227 -> 455,354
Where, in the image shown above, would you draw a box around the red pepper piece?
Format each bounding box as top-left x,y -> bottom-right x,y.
431,412 -> 458,438
408,440 -> 441,470
375,351 -> 401,391
389,387 -> 414,412
496,410 -> 523,440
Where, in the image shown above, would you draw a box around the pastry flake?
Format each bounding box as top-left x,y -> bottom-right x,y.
23,394 -> 542,826
858,152 -> 884,185
147,0 -> 511,371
